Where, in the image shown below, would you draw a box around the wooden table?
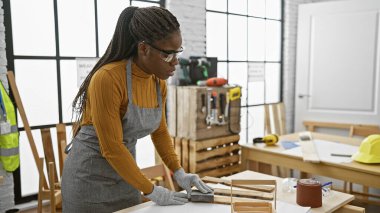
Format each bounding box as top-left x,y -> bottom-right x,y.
115,170 -> 359,213
240,132 -> 380,189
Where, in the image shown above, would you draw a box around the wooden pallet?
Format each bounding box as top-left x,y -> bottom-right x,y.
172,134 -> 241,177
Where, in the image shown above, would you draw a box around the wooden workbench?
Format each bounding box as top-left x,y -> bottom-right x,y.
115,170 -> 358,213
241,132 -> 380,189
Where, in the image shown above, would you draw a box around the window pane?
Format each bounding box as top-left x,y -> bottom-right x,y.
248,0 -> 265,17
132,1 -> 159,7
206,0 -> 227,12
239,107 -> 247,144
207,12 -> 227,60
265,20 -> 281,61
228,0 -> 247,15
248,18 -> 265,61
11,0 -> 56,56
15,60 -> 59,126
217,62 -> 228,79
228,62 -> 247,106
247,106 -> 265,143
58,0 -> 96,57
60,60 -> 79,123
266,0 -> 282,20
228,15 -> 247,61
97,0 -> 129,56
20,130 -> 44,196
265,63 -> 280,103
248,62 -> 265,105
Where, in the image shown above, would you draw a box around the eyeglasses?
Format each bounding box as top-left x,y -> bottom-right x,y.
144,41 -> 184,62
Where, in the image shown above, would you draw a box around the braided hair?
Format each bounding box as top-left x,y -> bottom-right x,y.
72,6 -> 180,135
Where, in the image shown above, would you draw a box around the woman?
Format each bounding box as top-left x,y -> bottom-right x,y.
61,6 -> 212,212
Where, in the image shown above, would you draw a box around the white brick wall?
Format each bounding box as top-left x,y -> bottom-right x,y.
0,0 -> 15,211
166,0 -> 206,58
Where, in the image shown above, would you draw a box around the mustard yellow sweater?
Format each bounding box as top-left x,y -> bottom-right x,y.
81,59 -> 180,194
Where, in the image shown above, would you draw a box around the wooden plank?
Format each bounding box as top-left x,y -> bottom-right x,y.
197,164 -> 241,179
299,132 -> 320,163
196,154 -> 240,172
278,103 -> 286,135
264,105 -> 271,135
189,140 -> 197,173
167,85 -> 177,136
181,138 -> 189,172
195,155 -> 240,173
48,162 -> 56,213
213,188 -> 273,200
334,205 -> 365,213
213,195 -> 265,205
201,176 -> 274,192
41,128 -> 58,183
192,134 -> 240,151
174,137 -> 182,165
272,105 -> 281,135
56,124 -> 66,177
196,144 -> 240,161
7,71 -> 48,189
303,121 -> 379,131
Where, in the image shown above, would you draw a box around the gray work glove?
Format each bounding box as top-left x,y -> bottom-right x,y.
145,185 -> 188,206
173,168 -> 213,198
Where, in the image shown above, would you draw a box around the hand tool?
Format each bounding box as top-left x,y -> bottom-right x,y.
253,134 -> 279,146
205,89 -> 212,126
229,87 -> 241,101
201,93 -> 206,114
190,190 -> 267,204
218,93 -> 227,124
206,77 -> 228,86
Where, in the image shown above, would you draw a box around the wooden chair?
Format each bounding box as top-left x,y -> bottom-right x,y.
261,103 -> 289,177
264,102 -> 286,136
7,71 -> 68,212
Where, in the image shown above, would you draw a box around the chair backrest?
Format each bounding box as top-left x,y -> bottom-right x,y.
303,121 -> 380,138
264,103 -> 286,135
349,125 -> 380,137
141,164 -> 175,191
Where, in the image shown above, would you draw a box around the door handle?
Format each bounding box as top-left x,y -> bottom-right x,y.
298,94 -> 311,98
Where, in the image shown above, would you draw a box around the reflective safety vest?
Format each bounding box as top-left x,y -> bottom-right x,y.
0,81 -> 19,172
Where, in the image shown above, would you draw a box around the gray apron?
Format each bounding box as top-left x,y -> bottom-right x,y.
61,59 -> 162,213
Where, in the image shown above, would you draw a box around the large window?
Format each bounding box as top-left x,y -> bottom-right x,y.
206,0 -> 283,144
4,0 -> 164,203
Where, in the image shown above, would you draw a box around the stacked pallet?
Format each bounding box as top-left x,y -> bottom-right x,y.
174,134 -> 241,177
162,85 -> 242,178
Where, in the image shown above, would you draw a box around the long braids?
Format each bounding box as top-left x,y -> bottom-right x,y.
72,6 -> 180,136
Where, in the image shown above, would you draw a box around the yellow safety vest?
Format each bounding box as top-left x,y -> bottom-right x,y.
0,81 -> 19,172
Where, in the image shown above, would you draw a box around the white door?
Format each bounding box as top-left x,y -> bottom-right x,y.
294,0 -> 380,131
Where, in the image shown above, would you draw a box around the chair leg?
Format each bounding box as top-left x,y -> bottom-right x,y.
49,162 -> 56,213
37,158 -> 44,213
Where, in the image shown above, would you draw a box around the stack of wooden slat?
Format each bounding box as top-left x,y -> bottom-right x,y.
173,134 -> 241,177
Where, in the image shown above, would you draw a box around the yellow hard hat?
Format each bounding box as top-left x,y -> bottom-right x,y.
352,134 -> 380,164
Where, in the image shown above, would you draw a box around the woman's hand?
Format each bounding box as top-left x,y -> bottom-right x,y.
145,185 -> 188,205
173,168 -> 213,198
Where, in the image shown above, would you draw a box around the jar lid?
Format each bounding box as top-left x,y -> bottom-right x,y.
298,179 -> 320,186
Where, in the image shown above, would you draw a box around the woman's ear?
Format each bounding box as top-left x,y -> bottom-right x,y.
137,42 -> 149,57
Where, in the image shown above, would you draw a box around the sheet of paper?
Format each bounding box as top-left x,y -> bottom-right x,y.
129,201 -> 310,213
282,139 -> 358,163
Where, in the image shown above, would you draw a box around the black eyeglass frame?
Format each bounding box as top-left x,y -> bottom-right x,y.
143,41 -> 184,55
